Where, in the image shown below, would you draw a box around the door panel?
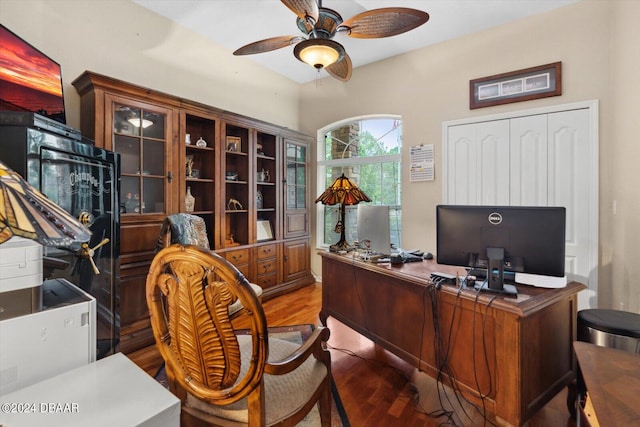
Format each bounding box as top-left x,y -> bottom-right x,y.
547,109 -> 591,307
510,114 -> 548,205
478,121 -> 510,205
446,120 -> 509,204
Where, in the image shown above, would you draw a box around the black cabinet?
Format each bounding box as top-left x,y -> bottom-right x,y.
0,111 -> 121,359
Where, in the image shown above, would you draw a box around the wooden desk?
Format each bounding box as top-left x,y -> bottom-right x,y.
574,341 -> 640,426
320,251 -> 585,427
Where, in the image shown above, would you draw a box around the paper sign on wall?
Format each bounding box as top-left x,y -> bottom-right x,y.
409,144 -> 434,182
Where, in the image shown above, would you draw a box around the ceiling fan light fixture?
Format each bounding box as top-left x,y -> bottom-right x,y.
294,38 -> 345,70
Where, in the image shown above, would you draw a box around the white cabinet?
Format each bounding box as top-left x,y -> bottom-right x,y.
0,353 -> 179,427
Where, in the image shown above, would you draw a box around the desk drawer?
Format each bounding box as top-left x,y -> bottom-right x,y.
225,248 -> 249,265
256,273 -> 277,289
257,244 -> 277,260
257,258 -> 277,275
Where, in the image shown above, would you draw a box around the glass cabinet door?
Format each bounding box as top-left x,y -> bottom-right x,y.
110,99 -> 171,216
284,139 -> 308,238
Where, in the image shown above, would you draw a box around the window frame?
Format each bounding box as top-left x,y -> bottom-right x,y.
315,114 -> 402,251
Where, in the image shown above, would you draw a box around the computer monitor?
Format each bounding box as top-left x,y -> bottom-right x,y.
436,205 -> 566,296
357,205 -> 392,256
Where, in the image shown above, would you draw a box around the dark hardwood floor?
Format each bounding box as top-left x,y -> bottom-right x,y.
128,282 -> 577,426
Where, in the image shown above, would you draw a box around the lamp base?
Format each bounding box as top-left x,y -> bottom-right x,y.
329,240 -> 354,253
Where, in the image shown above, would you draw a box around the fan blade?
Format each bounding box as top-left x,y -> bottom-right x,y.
326,54 -> 352,82
281,0 -> 319,22
339,7 -> 429,39
233,36 -> 304,56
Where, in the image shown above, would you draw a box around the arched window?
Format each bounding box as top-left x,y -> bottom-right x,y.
316,115 -> 402,252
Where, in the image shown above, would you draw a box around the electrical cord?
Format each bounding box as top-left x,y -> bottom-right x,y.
470,286 -> 500,427
428,276 -> 482,426
340,254 -> 498,425
425,271 -> 500,427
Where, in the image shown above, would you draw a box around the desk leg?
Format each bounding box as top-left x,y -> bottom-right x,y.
319,310 -> 328,326
567,381 -> 577,420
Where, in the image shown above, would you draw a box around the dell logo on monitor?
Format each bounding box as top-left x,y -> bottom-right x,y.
488,212 -> 503,225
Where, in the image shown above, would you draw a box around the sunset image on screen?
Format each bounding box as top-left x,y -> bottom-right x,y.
0,25 -> 64,118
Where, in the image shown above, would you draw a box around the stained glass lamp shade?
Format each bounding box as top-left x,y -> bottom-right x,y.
315,173 -> 371,252
0,160 -> 90,247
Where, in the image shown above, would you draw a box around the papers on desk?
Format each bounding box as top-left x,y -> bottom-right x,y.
515,272 -> 567,288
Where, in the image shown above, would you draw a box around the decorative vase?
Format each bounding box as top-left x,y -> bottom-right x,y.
185,186 -> 195,212
196,137 -> 207,147
256,190 -> 263,209
185,133 -> 192,145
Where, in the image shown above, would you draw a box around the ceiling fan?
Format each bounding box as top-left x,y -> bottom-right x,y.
233,0 -> 429,82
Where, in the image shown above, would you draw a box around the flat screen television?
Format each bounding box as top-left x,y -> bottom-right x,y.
436,205 -> 566,295
357,205 -> 392,256
0,23 -> 66,124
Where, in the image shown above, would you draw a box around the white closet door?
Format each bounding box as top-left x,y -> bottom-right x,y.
547,109 -> 592,306
509,114 -> 548,205
444,102 -> 597,308
446,123 -> 477,204
446,120 -> 509,204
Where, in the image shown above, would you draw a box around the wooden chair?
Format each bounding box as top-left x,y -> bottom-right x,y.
157,213 -> 263,315
146,244 -> 332,427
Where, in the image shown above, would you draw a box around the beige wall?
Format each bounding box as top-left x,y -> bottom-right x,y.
607,0 -> 640,310
0,0 -> 301,130
2,0 -> 638,311
300,0 -> 639,312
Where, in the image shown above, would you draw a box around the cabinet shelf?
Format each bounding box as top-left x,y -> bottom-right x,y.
226,180 -> 247,185
186,145 -> 214,152
225,210 -> 248,214
226,150 -> 248,157
188,210 -> 214,215
257,154 -> 276,161
186,177 -> 214,183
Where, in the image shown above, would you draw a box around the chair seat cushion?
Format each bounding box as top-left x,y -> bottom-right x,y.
186,334 -> 327,425
228,283 -> 263,316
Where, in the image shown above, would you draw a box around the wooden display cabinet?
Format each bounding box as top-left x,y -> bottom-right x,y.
284,138 -> 309,238
73,71 -> 314,353
73,73 -> 177,353
223,123 -> 250,247
182,111 -> 218,245
256,131 -> 278,246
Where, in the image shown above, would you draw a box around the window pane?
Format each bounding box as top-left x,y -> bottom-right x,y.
297,145 -> 306,162
142,139 -> 164,176
323,119 -> 401,161
296,164 -> 305,186
115,135 -> 139,175
319,117 -> 402,249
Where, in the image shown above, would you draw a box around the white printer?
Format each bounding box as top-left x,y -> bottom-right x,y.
0,237 -> 96,394
0,236 -> 43,319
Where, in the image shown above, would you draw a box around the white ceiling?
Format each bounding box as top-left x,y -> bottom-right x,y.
132,0 -> 579,83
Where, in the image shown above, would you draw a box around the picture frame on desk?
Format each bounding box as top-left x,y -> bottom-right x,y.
470,62 -> 562,109
256,219 -> 273,241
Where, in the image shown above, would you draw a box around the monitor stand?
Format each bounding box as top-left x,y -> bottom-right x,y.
474,280 -> 518,297
474,247 -> 518,297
